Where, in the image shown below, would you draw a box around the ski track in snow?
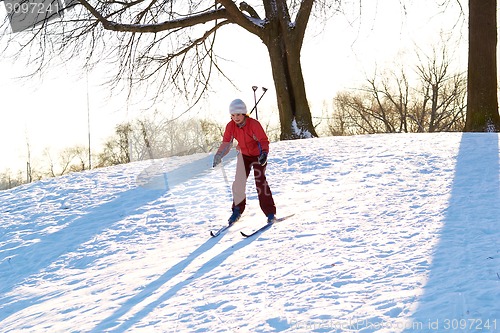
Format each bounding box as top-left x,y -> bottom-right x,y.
0,133 -> 499,333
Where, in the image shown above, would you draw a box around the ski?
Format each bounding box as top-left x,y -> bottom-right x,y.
210,218 -> 239,237
240,214 -> 295,238
240,223 -> 272,238
210,224 -> 232,237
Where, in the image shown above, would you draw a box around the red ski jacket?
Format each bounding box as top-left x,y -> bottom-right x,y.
218,117 -> 270,157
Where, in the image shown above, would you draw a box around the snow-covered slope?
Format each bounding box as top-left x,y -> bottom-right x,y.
1,133 -> 499,333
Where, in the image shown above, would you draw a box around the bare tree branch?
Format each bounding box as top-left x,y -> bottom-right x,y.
77,0 -> 229,33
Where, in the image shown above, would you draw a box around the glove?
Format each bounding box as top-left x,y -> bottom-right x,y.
258,152 -> 268,166
213,153 -> 222,168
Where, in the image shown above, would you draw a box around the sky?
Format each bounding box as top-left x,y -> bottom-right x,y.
0,0 -> 468,173
0,132 -> 499,331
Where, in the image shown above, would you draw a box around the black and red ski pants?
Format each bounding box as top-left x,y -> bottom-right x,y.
232,153 -> 276,216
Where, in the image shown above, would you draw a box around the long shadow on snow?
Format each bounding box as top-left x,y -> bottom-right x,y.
0,187 -> 168,320
404,133 -> 500,331
0,154 -> 222,321
91,233 -> 260,332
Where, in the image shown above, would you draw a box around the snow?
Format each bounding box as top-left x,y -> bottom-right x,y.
291,118 -> 313,139
1,132 -> 499,333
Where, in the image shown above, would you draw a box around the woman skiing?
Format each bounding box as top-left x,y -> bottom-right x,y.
213,98 -> 276,224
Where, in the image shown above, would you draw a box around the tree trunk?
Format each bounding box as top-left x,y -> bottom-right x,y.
258,0 -> 318,140
265,39 -> 318,140
465,0 -> 499,131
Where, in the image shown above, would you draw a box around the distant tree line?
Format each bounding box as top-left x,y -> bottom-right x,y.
325,46 -> 467,136
0,116 -> 225,190
95,112 -> 225,167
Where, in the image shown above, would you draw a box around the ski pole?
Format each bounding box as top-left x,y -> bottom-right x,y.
220,159 -> 232,201
252,86 -> 258,120
248,87 -> 268,117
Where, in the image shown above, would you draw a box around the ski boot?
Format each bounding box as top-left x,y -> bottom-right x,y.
267,214 -> 276,224
228,207 -> 241,224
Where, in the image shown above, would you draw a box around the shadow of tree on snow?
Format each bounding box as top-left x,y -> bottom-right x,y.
405,133 -> 500,331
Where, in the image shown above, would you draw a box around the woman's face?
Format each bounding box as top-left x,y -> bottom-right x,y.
231,113 -> 246,125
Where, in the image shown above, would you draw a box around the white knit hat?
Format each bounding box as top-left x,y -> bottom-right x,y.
229,99 -> 247,115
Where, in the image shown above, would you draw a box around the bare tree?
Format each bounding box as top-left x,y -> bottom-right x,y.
2,0 -> 342,139
365,70 -> 412,133
96,122 -> 131,166
0,169 -> 25,190
328,47 -> 467,135
42,145 -> 89,177
414,47 -> 467,132
97,115 -> 227,167
25,132 -> 33,183
328,70 -> 412,135
200,119 -> 225,152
